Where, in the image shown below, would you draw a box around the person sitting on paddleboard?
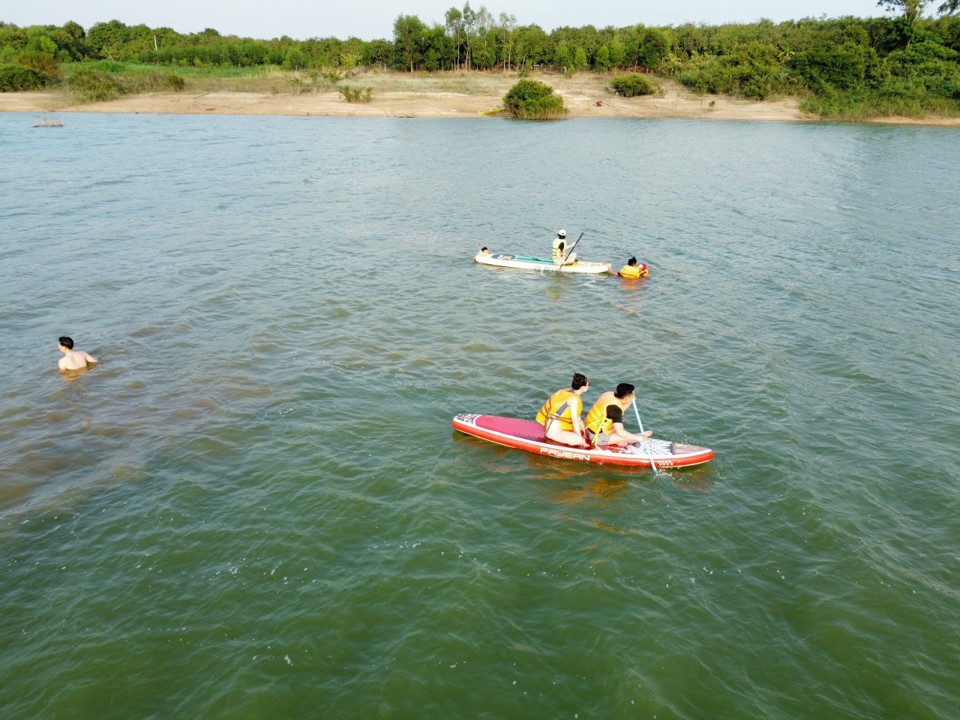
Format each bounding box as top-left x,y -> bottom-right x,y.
479,246 -> 492,256
584,383 -> 652,448
552,229 -> 576,265
536,372 -> 590,447
612,257 -> 648,279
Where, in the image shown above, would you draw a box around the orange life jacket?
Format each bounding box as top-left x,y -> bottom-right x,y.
585,394 -> 619,435
536,388 -> 580,431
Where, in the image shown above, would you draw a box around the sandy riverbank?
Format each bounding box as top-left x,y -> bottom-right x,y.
3,71 -> 959,125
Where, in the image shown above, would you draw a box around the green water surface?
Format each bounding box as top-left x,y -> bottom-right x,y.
1,114 -> 958,719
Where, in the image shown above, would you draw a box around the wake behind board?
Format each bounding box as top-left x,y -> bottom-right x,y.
475,251 -> 611,275
452,413 -> 714,469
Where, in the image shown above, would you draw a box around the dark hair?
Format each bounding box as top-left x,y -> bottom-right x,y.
627,257 -> 637,266
571,372 -> 588,390
481,246 -> 488,252
558,241 -> 565,251
59,336 -> 74,349
614,383 -> 635,398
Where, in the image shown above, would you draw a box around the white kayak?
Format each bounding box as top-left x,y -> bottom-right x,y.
475,251 -> 611,274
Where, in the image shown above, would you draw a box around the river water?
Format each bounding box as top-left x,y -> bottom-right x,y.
1,112 -> 958,719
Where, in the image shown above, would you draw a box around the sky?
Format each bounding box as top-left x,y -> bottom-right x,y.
4,1 -> 909,42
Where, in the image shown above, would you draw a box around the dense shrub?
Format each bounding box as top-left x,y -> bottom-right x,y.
17,50 -> 62,78
0,63 -> 53,91
673,56 -> 739,95
162,72 -> 186,91
791,42 -> 876,93
338,85 -> 372,102
669,41 -> 800,99
67,66 -> 185,102
879,43 -> 960,101
503,79 -> 567,119
610,73 -> 657,97
731,43 -> 796,99
67,67 -> 124,101
138,72 -> 185,92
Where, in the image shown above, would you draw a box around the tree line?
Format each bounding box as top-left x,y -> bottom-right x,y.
0,12 -> 675,74
2,1 -> 960,117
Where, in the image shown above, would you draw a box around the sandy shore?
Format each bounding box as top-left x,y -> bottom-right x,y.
3,71 -> 959,125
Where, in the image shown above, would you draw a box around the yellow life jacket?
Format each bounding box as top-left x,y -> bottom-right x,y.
536,388 -> 579,431
585,395 -> 619,435
619,263 -> 647,278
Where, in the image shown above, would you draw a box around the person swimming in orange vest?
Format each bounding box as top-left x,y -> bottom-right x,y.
536,372 -> 590,447
615,257 -> 648,279
584,383 -> 653,448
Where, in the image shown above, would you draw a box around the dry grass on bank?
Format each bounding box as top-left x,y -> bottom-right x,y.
3,69 -> 959,125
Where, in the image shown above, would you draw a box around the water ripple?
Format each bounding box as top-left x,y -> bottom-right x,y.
0,114 -> 958,720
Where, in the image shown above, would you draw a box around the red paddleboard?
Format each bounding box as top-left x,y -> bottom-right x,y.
452,413 -> 714,469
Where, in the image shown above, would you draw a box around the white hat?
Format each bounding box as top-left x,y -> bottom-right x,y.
558,229 -> 566,237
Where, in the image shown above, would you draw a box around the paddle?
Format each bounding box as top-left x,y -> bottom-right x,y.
631,401 -> 659,474
559,232 -> 584,267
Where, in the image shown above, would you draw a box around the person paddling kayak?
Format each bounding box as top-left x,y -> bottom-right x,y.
584,383 -> 652,448
536,372 -> 590,447
551,229 -> 577,265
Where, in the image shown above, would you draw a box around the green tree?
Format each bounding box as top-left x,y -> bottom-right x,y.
25,26 -> 58,56
594,44 -> 611,70
470,3 -> 494,68
636,27 -> 671,70
123,23 -> 155,59
878,0 -> 929,46
552,25 -> 602,61
466,4 -> 495,70
282,47 -> 308,71
495,12 -> 517,70
20,27 -> 62,77
514,24 -> 548,70
362,39 -> 393,69
444,7 -> 464,70
52,21 -> 87,61
423,25 -> 453,70
0,24 -> 28,60
87,20 -> 129,59
608,36 -> 626,68
573,46 -> 588,72
393,14 -> 426,71
461,2 -> 477,70
878,0 -> 929,22
340,37 -> 366,69
553,40 -> 572,71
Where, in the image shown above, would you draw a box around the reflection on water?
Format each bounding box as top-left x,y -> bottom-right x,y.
550,477 -> 632,505
57,366 -> 95,382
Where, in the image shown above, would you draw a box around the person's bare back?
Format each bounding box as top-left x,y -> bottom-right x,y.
58,336 -> 97,371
